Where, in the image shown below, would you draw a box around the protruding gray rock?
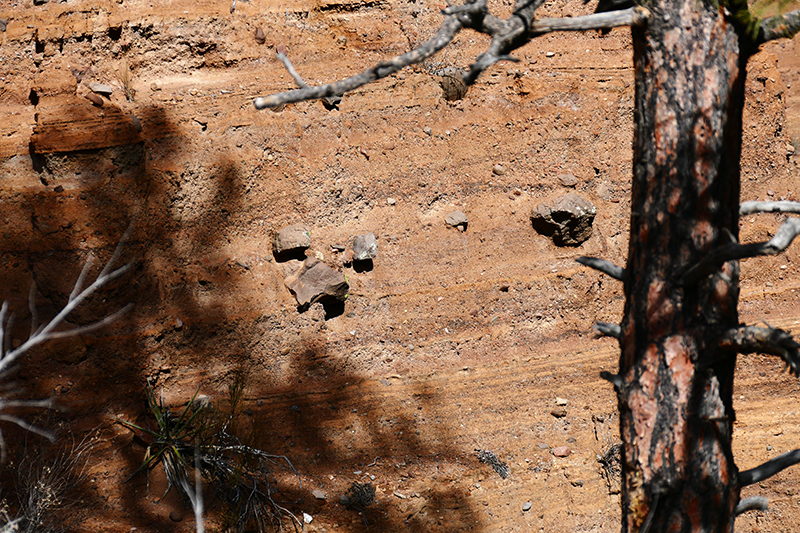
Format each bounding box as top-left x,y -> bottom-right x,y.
88,82 -> 114,96
531,193 -> 596,246
284,257 -> 349,310
273,224 -> 311,258
522,501 -> 532,512
557,174 -> 578,188
445,210 -> 468,232
352,232 -> 378,261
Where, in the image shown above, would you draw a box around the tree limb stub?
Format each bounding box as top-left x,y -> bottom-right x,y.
739,449 -> 800,486
594,321 -> 622,339
740,200 -> 800,215
719,325 -> 800,376
679,218 -> 800,285
576,256 -> 626,281
254,3 -> 649,109
757,8 -> 800,43
733,496 -> 769,516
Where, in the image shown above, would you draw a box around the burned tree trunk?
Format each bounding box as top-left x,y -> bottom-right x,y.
619,2 -> 747,531
254,0 -> 800,529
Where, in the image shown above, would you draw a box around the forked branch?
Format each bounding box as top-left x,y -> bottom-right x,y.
0,231 -> 134,461
254,3 -> 649,109
718,325 -> 800,376
679,218 -> 800,285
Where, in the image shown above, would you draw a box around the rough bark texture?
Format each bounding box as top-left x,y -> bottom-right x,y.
620,1 -> 748,531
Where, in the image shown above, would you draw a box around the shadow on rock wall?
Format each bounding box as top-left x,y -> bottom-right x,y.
0,101 -> 481,532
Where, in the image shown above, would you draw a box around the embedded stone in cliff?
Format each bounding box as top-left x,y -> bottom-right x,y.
284,257 -> 349,310
445,210 -> 468,232
352,232 -> 378,261
273,224 -> 311,261
88,82 -> 114,96
531,193 -> 596,246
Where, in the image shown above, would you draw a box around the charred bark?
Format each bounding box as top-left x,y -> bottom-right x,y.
619,1 -> 748,531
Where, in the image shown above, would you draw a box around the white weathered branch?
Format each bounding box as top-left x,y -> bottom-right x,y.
577,256 -> 626,281
740,200 -> 800,215
757,8 -> 800,43
718,325 -> 800,376
0,231 -> 133,461
531,7 -> 649,33
739,448 -> 800,486
680,218 -> 800,285
254,1 -> 649,109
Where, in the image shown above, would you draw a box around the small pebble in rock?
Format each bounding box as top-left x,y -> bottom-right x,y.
536,442 -> 550,450
522,502 -> 532,512
423,126 -> 432,136
550,408 -> 567,418
570,479 -> 584,487
303,512 -> 313,524
767,189 -> 774,197
387,197 -> 396,205
492,164 -> 506,175
254,27 -> 266,44
169,511 -> 183,522
556,397 -> 568,406
551,446 -> 571,457
545,51 -> 555,57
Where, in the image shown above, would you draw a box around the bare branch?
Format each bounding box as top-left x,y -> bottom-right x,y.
254,1 -> 650,109
740,448 -> 800,486
757,8 -> 800,43
740,200 -> 800,215
718,325 -> 800,375
576,256 -> 626,281
733,496 -> 768,516
600,370 -> 623,389
531,7 -> 650,33
254,10 -> 470,109
679,218 -> 800,285
594,321 -> 621,339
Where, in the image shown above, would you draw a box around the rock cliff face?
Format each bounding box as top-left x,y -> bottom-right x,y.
1,0 -> 799,531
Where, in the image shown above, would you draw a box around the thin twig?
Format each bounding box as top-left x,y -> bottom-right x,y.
577,256 -> 626,281
531,7 -> 650,33
740,448 -> 800,486
679,218 -> 800,285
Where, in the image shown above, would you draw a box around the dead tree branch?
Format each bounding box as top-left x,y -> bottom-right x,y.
594,321 -> 621,339
718,325 -> 800,376
757,8 -> 800,43
254,2 -> 649,109
0,231 -> 134,461
739,448 -> 800,486
679,218 -> 800,286
733,496 -> 768,516
576,256 -> 626,281
740,200 -> 800,215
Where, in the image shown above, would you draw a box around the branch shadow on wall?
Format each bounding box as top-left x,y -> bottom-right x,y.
0,101 -> 483,532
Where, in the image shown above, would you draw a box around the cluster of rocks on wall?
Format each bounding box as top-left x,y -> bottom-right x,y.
275,189 -> 596,312
273,224 -> 379,312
